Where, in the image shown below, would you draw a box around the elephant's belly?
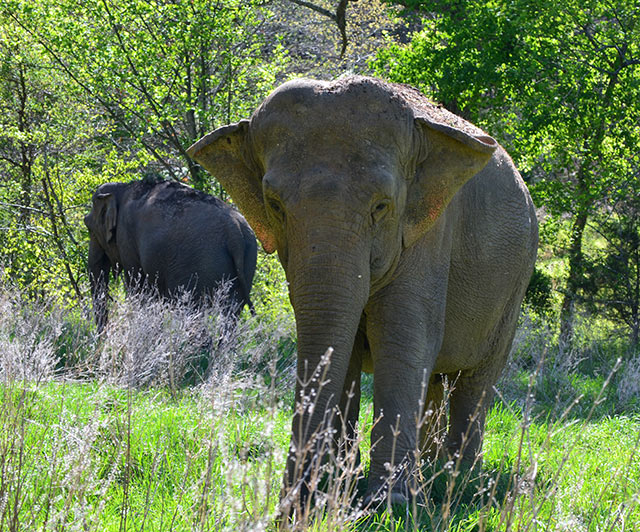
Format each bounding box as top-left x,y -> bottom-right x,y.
362,351 -> 374,374
433,334 -> 487,375
433,279 -> 521,375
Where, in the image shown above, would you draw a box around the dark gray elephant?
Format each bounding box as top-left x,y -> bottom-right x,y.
84,179 -> 257,331
188,77 -> 538,507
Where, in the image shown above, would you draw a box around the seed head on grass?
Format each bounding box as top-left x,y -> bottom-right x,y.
1,283 -> 640,530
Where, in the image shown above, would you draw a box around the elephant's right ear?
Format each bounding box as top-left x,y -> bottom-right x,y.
187,121 -> 276,254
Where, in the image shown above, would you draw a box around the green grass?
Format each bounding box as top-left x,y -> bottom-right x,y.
483,405 -> 640,531
0,381 -> 292,531
1,278 -> 640,531
2,375 -> 639,531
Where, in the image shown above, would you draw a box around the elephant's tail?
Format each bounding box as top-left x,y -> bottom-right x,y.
228,220 -> 257,314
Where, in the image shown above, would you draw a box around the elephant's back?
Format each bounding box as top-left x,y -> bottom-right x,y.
133,186 -> 252,296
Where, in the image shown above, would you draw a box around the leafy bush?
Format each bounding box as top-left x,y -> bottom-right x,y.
523,267 -> 553,315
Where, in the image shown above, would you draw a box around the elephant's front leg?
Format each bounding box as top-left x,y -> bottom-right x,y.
88,237 -> 112,332
337,328 -> 365,456
365,284 -> 447,503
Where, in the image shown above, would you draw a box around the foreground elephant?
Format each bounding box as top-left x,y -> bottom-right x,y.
84,179 -> 257,331
188,77 -> 538,507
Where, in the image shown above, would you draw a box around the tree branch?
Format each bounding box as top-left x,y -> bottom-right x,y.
336,0 -> 349,57
6,10 -> 178,180
285,0 -> 355,58
41,157 -> 82,301
287,0 -> 335,20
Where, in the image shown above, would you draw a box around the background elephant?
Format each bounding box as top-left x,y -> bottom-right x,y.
84,179 -> 257,331
188,77 -> 538,508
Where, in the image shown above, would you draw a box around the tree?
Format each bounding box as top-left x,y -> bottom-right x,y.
373,0 -> 640,343
0,14 -> 104,300
284,0 -> 352,56
268,0 -> 408,79
0,1 -> 285,303
581,165 -> 640,345
5,0 -> 282,191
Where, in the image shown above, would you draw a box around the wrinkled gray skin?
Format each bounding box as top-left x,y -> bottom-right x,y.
84,180 -> 257,332
188,77 -> 538,507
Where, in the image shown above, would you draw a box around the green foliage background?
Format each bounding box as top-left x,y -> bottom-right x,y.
0,0 -> 638,347
374,0 -> 640,345
0,0 -> 284,308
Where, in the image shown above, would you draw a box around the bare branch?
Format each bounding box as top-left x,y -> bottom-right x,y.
287,0 -> 335,20
336,0 -> 349,57
285,0 -> 355,57
0,202 -> 48,216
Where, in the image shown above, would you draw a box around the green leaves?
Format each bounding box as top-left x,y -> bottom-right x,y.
374,0 -> 640,340
8,0 -> 283,188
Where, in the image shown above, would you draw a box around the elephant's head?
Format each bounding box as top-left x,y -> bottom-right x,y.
84,183 -> 123,331
84,184 -> 121,255
188,76 -> 497,494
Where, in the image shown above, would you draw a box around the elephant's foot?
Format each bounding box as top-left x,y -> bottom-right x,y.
363,488 -> 409,510
363,475 -> 414,512
445,439 -> 484,472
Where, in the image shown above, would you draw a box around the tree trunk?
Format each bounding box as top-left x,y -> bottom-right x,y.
560,206 -> 588,346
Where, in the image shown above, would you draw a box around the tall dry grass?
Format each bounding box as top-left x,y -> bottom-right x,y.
0,286 -> 639,531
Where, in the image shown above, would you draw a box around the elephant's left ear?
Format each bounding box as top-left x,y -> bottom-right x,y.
403,116 -> 498,248
187,121 -> 276,254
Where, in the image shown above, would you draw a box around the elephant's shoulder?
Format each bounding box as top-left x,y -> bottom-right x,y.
467,147 -> 527,196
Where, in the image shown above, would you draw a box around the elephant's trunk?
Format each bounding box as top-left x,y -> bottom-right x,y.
88,237 -> 111,333
283,226 -> 370,505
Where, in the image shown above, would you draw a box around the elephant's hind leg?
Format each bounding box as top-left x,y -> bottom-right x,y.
446,292 -> 524,466
446,371 -> 495,466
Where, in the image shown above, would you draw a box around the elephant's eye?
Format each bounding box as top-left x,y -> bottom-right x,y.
371,199 -> 391,224
267,197 -> 286,224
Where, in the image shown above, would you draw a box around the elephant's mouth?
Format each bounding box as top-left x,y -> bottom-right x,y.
369,245 -> 402,296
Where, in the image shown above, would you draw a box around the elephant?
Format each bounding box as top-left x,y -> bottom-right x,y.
84,179 -> 257,332
188,76 -> 538,509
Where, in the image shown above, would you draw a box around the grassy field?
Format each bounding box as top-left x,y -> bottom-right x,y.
1,280 -> 639,531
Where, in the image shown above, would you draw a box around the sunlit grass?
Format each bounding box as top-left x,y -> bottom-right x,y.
1,284 -> 639,531
2,379 -> 639,530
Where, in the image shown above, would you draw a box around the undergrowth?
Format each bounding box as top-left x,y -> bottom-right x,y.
0,283 -> 639,531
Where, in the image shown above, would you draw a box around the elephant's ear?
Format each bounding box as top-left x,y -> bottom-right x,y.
187,120 -> 276,254
94,192 -> 117,244
403,116 -> 498,248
